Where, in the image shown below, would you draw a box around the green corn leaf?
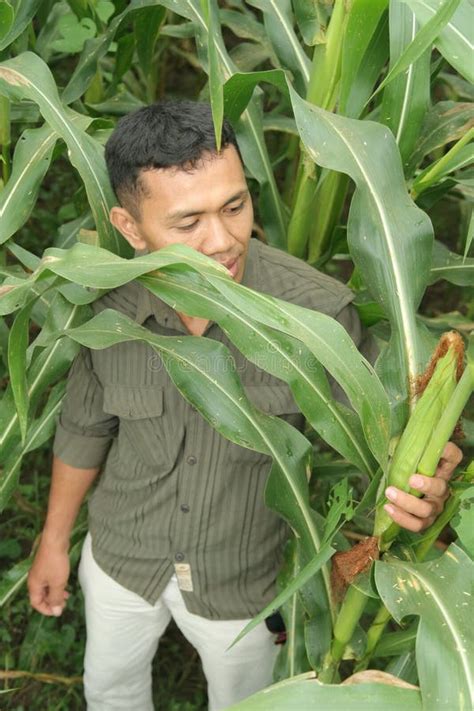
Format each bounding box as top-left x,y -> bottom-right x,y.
0,0 -> 42,51
384,650 -> 418,685
0,300 -> 86,464
342,10 -> 389,120
451,485 -> 474,557
61,0 -> 165,104
110,35 -> 136,92
8,297 -> 37,442
380,2 -> 431,173
202,0 -> 224,150
413,140 -> 474,196
230,41 -> 274,73
7,242 -> 40,271
246,0 -> 310,93
273,540 -> 312,681
0,556 -> 32,608
430,241 -> 474,286
375,544 -> 474,710
374,624 -> 418,658
133,5 -> 167,77
55,212 -> 94,249
223,69 -> 288,124
0,1 -> 14,43
262,115 -> 298,135
373,0 -> 462,98
322,477 -> 354,544
219,7 -> 272,53
292,0 -> 332,46
408,101 -> 474,174
226,675 -> 422,710
402,0 -> 474,83
0,52 -> 130,256
287,85 -> 433,418
339,0 -> 388,115
229,541 -> 334,649
0,382 -> 65,511
0,113 -> 92,245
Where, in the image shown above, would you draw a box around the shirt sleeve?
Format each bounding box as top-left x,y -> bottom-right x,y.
53,347 -> 118,469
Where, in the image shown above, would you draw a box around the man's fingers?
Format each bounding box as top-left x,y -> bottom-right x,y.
384,503 -> 434,533
435,442 -> 463,480
386,487 -> 436,519
409,474 -> 448,499
47,584 -> 67,616
29,585 -> 55,616
28,576 -> 67,616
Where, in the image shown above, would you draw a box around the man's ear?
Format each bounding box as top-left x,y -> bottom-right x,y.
109,206 -> 147,251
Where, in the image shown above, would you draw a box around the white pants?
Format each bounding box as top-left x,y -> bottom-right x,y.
78,533 -> 279,710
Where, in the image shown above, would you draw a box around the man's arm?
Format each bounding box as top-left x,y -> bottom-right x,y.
27,345 -> 117,616
28,457 -> 99,617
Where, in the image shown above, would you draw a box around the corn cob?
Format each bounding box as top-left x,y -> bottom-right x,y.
374,332 -> 464,545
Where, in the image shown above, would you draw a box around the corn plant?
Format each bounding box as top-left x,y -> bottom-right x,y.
0,1 -> 473,709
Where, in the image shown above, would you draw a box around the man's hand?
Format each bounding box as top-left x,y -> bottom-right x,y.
28,540 -> 70,617
383,442 -> 463,533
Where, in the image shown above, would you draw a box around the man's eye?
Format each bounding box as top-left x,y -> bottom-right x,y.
227,202 -> 244,214
177,221 -> 198,232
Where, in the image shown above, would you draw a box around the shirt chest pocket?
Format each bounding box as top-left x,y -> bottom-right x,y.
103,385 -> 184,471
227,384 -> 304,464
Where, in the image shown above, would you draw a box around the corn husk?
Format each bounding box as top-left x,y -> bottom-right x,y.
374,332 -> 464,543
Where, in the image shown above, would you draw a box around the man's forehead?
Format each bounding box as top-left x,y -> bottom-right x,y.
138,148 -> 248,214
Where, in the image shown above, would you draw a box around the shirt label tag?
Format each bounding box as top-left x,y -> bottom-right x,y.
174,563 -> 194,591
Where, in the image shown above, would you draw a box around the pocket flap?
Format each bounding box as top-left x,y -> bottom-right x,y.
244,384 -> 300,415
103,385 -> 164,418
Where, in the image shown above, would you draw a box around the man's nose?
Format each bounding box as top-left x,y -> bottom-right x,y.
201,217 -> 235,255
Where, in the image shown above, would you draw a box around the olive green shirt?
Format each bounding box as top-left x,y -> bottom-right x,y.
53,239 -> 363,619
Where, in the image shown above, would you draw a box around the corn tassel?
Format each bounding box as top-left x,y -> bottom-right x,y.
374,332 -> 464,545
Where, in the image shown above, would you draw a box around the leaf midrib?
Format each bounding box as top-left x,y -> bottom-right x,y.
415,0 -> 473,50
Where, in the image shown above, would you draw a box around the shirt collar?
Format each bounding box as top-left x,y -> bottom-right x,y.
134,237 -> 261,327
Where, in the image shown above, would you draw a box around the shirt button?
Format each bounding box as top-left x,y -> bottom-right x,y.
180,504 -> 190,513
175,552 -> 185,562
186,455 -> 197,465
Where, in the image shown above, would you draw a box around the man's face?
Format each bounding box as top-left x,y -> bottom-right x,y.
111,145 -> 253,283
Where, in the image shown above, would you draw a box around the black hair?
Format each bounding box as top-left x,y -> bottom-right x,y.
104,100 -> 243,218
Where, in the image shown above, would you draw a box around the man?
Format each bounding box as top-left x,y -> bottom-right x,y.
28,101 -> 462,710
